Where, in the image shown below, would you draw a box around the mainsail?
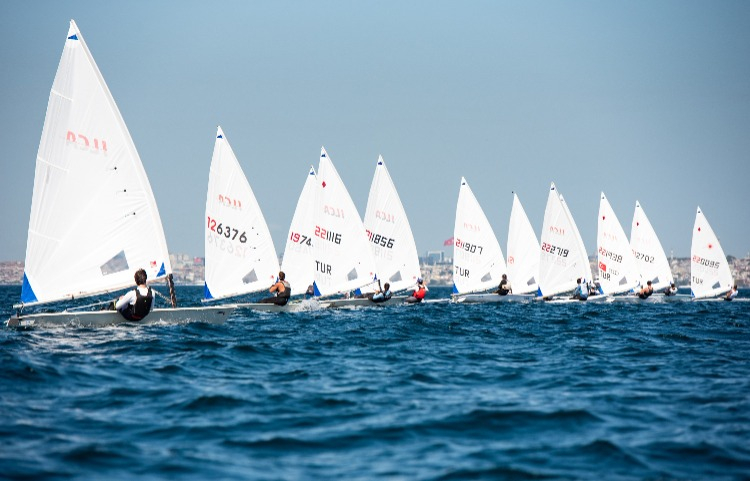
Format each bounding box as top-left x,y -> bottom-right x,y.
312,147 -> 377,296
203,127 -> 279,301
596,192 -> 640,295
538,183 -> 592,298
630,201 -> 673,291
362,156 -> 421,293
452,177 -> 506,295
690,207 -> 733,299
21,20 -> 171,306
506,192 -> 540,295
280,166 -> 318,296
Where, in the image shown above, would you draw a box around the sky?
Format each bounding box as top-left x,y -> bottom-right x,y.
1,1 -> 749,262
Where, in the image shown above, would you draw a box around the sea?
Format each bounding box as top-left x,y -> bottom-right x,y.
1,285 -> 749,481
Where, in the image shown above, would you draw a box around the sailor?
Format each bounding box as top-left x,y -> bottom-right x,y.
405,277 -> 427,303
495,274 -> 511,296
369,280 -> 392,303
663,282 -> 678,296
638,280 -> 654,299
259,271 -> 291,305
725,284 -> 739,301
115,268 -> 153,321
572,278 -> 589,301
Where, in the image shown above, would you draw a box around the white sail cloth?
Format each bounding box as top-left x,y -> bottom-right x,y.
22,20 -> 171,305
630,201 -> 674,291
506,193 -> 540,295
596,192 -> 640,295
452,177 -> 506,295
690,207 -> 733,299
312,147 -> 377,297
203,127 -> 279,301
538,183 -> 592,298
280,166 -> 318,296
362,156 -> 421,293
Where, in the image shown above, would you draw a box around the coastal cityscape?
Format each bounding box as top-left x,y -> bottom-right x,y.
2,252 -> 748,289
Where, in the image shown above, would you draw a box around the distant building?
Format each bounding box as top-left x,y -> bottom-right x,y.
423,251 -> 445,265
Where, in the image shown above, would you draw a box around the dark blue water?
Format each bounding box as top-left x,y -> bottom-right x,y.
1,285 -> 749,480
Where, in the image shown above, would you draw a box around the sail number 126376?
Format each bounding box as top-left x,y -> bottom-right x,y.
207,216 -> 247,243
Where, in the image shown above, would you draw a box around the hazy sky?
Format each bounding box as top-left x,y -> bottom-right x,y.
2,1 -> 749,262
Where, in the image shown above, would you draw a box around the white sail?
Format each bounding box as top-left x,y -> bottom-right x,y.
630,201 -> 673,291
596,192 -> 640,295
312,147 -> 377,297
452,177 -> 506,295
362,156 -> 421,293
203,127 -> 279,301
691,207 -> 733,299
21,20 -> 171,306
538,183 -> 592,298
280,166 -> 318,296
506,193 -> 540,295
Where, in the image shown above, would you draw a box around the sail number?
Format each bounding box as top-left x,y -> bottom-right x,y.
367,230 -> 394,249
633,251 -> 654,263
315,225 -> 342,244
542,242 -> 568,257
207,216 -> 247,243
290,232 -> 312,246
455,238 -> 483,255
598,246 -> 622,263
692,255 -> 720,269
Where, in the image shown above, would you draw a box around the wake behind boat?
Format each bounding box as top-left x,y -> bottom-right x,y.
9,20 -> 235,327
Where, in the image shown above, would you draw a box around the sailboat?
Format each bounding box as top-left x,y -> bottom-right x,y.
630,201 -> 675,293
280,166 -> 319,297
203,126 -> 279,302
596,192 -> 640,296
506,192 -> 540,295
537,183 -> 594,300
690,207 -> 734,299
313,148 -> 389,308
7,20 -> 233,327
451,178 -> 514,303
361,156 -> 421,291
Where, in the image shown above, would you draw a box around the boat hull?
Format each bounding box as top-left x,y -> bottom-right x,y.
454,293 -> 535,303
323,296 -> 408,308
6,306 -> 235,328
235,299 -> 325,312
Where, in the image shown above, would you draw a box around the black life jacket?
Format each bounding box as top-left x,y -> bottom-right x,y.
278,280 -> 291,299
131,287 -> 153,320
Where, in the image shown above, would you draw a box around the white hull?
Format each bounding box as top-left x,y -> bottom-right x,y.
235,299 -> 325,312
6,305 -> 235,328
454,293 -> 535,304
323,296 -> 408,308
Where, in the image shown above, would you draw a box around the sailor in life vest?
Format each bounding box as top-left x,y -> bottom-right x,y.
369,280 -> 392,303
638,280 -> 654,299
405,277 -> 427,303
115,268 -> 153,321
572,278 -> 589,301
259,271 -> 292,305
